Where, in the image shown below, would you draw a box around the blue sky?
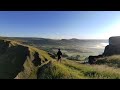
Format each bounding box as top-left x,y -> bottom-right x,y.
0,11 -> 120,39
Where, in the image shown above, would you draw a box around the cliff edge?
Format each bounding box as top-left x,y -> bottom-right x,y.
103,36 -> 120,56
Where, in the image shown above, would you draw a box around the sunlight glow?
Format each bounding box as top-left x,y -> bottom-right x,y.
103,23 -> 120,39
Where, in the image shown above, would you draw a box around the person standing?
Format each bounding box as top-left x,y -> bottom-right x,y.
57,48 -> 62,62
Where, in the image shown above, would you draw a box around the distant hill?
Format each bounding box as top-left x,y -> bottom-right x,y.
0,36 -> 108,57
0,38 -> 120,79
0,36 -> 108,46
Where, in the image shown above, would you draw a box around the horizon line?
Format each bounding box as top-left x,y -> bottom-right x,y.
0,36 -> 109,40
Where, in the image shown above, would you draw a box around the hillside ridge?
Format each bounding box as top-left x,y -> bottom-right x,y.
0,39 -> 52,79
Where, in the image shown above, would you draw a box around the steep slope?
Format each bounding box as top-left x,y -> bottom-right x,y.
0,39 -> 52,79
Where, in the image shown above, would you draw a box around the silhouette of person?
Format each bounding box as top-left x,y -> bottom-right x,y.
57,48 -> 62,62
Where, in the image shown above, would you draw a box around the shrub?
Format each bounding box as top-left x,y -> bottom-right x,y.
67,55 -> 80,60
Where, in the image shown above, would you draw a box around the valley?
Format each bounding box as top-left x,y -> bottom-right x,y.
0,36 -> 120,79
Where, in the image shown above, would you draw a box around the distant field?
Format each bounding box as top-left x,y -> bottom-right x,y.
32,39 -> 108,59
0,37 -> 108,59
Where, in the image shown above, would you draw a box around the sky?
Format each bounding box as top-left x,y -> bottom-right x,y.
0,11 -> 120,39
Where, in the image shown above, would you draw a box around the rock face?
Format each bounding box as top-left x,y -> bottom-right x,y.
103,36 -> 120,56
88,36 -> 120,64
109,36 -> 120,45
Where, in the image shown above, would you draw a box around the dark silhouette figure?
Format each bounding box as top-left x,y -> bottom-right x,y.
57,49 -> 62,62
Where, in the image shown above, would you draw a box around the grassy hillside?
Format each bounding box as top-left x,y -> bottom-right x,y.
96,55 -> 120,68
0,38 -> 120,79
0,39 -> 52,79
37,59 -> 120,79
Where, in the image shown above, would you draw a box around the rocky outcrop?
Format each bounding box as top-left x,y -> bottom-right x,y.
0,39 -> 52,79
103,36 -> 120,56
109,36 -> 120,46
88,55 -> 104,64
88,36 -> 120,64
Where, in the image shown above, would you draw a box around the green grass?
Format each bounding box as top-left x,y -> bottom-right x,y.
62,60 -> 120,79
96,55 -> 120,68
0,39 -> 120,79
15,46 -> 53,79
37,59 -> 120,79
0,39 -> 53,79
37,60 -> 86,79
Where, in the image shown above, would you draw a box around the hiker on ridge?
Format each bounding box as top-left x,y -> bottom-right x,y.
57,48 -> 62,62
